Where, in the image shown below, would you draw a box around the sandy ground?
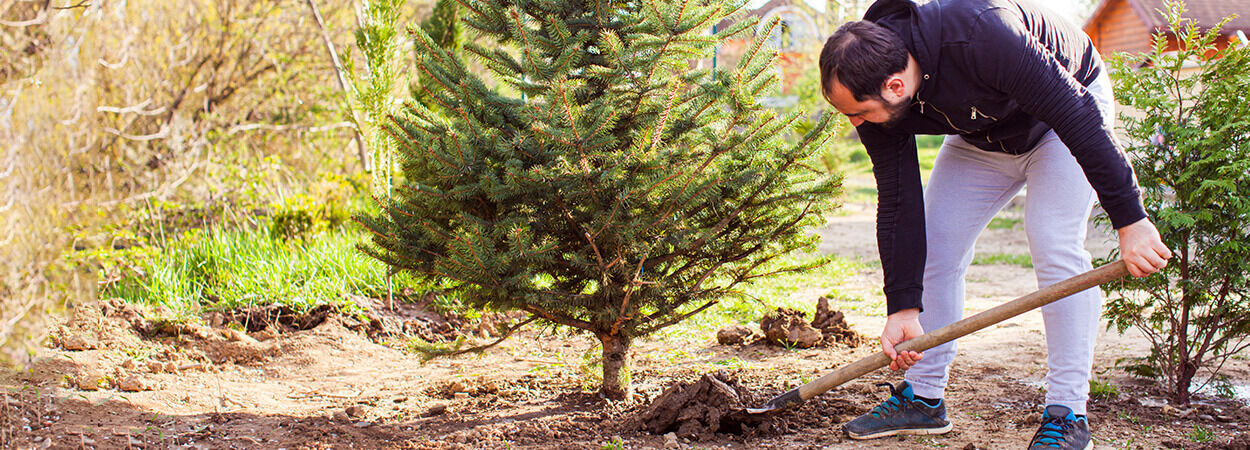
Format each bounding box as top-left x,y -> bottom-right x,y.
2,201 -> 1248,449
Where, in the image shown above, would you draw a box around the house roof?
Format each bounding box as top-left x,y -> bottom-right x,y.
1086,0 -> 1250,34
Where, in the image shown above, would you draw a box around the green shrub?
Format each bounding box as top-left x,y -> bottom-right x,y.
1103,0 -> 1250,406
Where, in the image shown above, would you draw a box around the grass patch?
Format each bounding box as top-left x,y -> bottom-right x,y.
1187,424 -> 1214,443
84,224 -> 425,317
1089,378 -> 1119,400
987,216 -> 1022,230
971,252 -> 1033,268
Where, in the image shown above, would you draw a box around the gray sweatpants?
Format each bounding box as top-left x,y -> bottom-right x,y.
902,73 -> 1115,415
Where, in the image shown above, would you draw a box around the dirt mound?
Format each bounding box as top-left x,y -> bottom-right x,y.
51,298 -> 151,351
760,308 -> 823,348
635,371 -> 776,440
207,303 -> 337,332
756,298 -> 867,348
812,296 -> 869,347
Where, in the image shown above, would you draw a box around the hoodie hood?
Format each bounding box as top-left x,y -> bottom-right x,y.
863,0 -> 943,88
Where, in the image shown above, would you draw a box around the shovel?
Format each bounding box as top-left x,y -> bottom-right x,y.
746,259 -> 1128,414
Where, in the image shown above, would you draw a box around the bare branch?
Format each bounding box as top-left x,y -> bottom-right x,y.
96,100 -> 167,116
226,121 -> 354,135
0,2 -> 47,27
102,124 -> 169,142
304,0 -> 371,172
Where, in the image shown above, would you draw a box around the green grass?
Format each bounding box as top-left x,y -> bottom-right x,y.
1089,378 -> 1119,399
971,252 -> 1033,268
91,225 -> 421,316
987,216 -> 1022,230
1187,424 -> 1215,443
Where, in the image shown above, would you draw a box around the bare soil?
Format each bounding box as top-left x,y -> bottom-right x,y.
3,207 -> 1248,449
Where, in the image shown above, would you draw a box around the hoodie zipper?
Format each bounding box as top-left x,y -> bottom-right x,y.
917,100 -> 971,134
970,106 -> 997,121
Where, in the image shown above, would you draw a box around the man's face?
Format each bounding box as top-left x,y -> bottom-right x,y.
824,79 -> 910,128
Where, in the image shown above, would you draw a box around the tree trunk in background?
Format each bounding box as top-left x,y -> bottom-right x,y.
1175,359 -> 1197,406
598,332 -> 632,400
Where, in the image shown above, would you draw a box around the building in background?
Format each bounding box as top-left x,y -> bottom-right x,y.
709,0 -> 866,99
1084,0 -> 1250,56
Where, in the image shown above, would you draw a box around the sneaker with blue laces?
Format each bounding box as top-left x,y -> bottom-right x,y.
843,381 -> 953,440
1029,405 -> 1092,450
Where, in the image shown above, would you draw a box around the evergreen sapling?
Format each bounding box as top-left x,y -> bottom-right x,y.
358,0 -> 843,399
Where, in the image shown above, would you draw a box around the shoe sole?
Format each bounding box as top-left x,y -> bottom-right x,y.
846,422 -> 954,440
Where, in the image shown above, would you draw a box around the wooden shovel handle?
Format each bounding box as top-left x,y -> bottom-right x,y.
789,259 -> 1128,404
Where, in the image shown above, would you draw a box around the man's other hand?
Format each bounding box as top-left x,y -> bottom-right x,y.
882,308 -> 925,371
1117,218 -> 1172,277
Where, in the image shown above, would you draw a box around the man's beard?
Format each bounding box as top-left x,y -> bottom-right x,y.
878,96 -> 911,128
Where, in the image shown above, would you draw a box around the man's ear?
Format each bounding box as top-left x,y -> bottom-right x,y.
882,75 -> 906,100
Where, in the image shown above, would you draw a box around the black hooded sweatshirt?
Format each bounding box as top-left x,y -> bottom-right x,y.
856,0 -> 1146,315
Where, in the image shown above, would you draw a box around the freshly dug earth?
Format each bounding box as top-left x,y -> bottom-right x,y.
758,297 -> 868,348
812,296 -> 869,347
635,371 -> 774,440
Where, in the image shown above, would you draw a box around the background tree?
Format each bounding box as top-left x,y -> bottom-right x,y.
1103,1 -> 1250,406
358,0 -> 843,398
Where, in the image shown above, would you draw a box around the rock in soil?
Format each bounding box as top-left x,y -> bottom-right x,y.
345,405 -> 366,418
635,371 -> 773,440
760,308 -> 822,348
716,325 -> 756,345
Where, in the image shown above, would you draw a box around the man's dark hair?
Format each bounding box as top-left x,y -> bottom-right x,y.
819,21 -> 909,102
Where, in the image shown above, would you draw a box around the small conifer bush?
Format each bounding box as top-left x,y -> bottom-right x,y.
358,0 -> 842,398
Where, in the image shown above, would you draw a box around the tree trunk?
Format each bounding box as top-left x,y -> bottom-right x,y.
1175,359 -> 1197,406
598,332 -> 633,400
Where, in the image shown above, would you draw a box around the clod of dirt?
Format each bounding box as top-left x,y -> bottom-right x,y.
812,297 -> 869,347
635,371 -> 773,440
448,380 -> 468,393
146,360 -> 165,373
426,403 -> 448,416
115,375 -> 151,392
60,333 -> 96,351
662,432 -> 679,449
345,405 -> 366,418
74,373 -> 102,391
760,308 -> 823,348
716,325 -> 756,345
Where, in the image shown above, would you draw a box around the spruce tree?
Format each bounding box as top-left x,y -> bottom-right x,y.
358,0 -> 842,399
412,0 -> 463,109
